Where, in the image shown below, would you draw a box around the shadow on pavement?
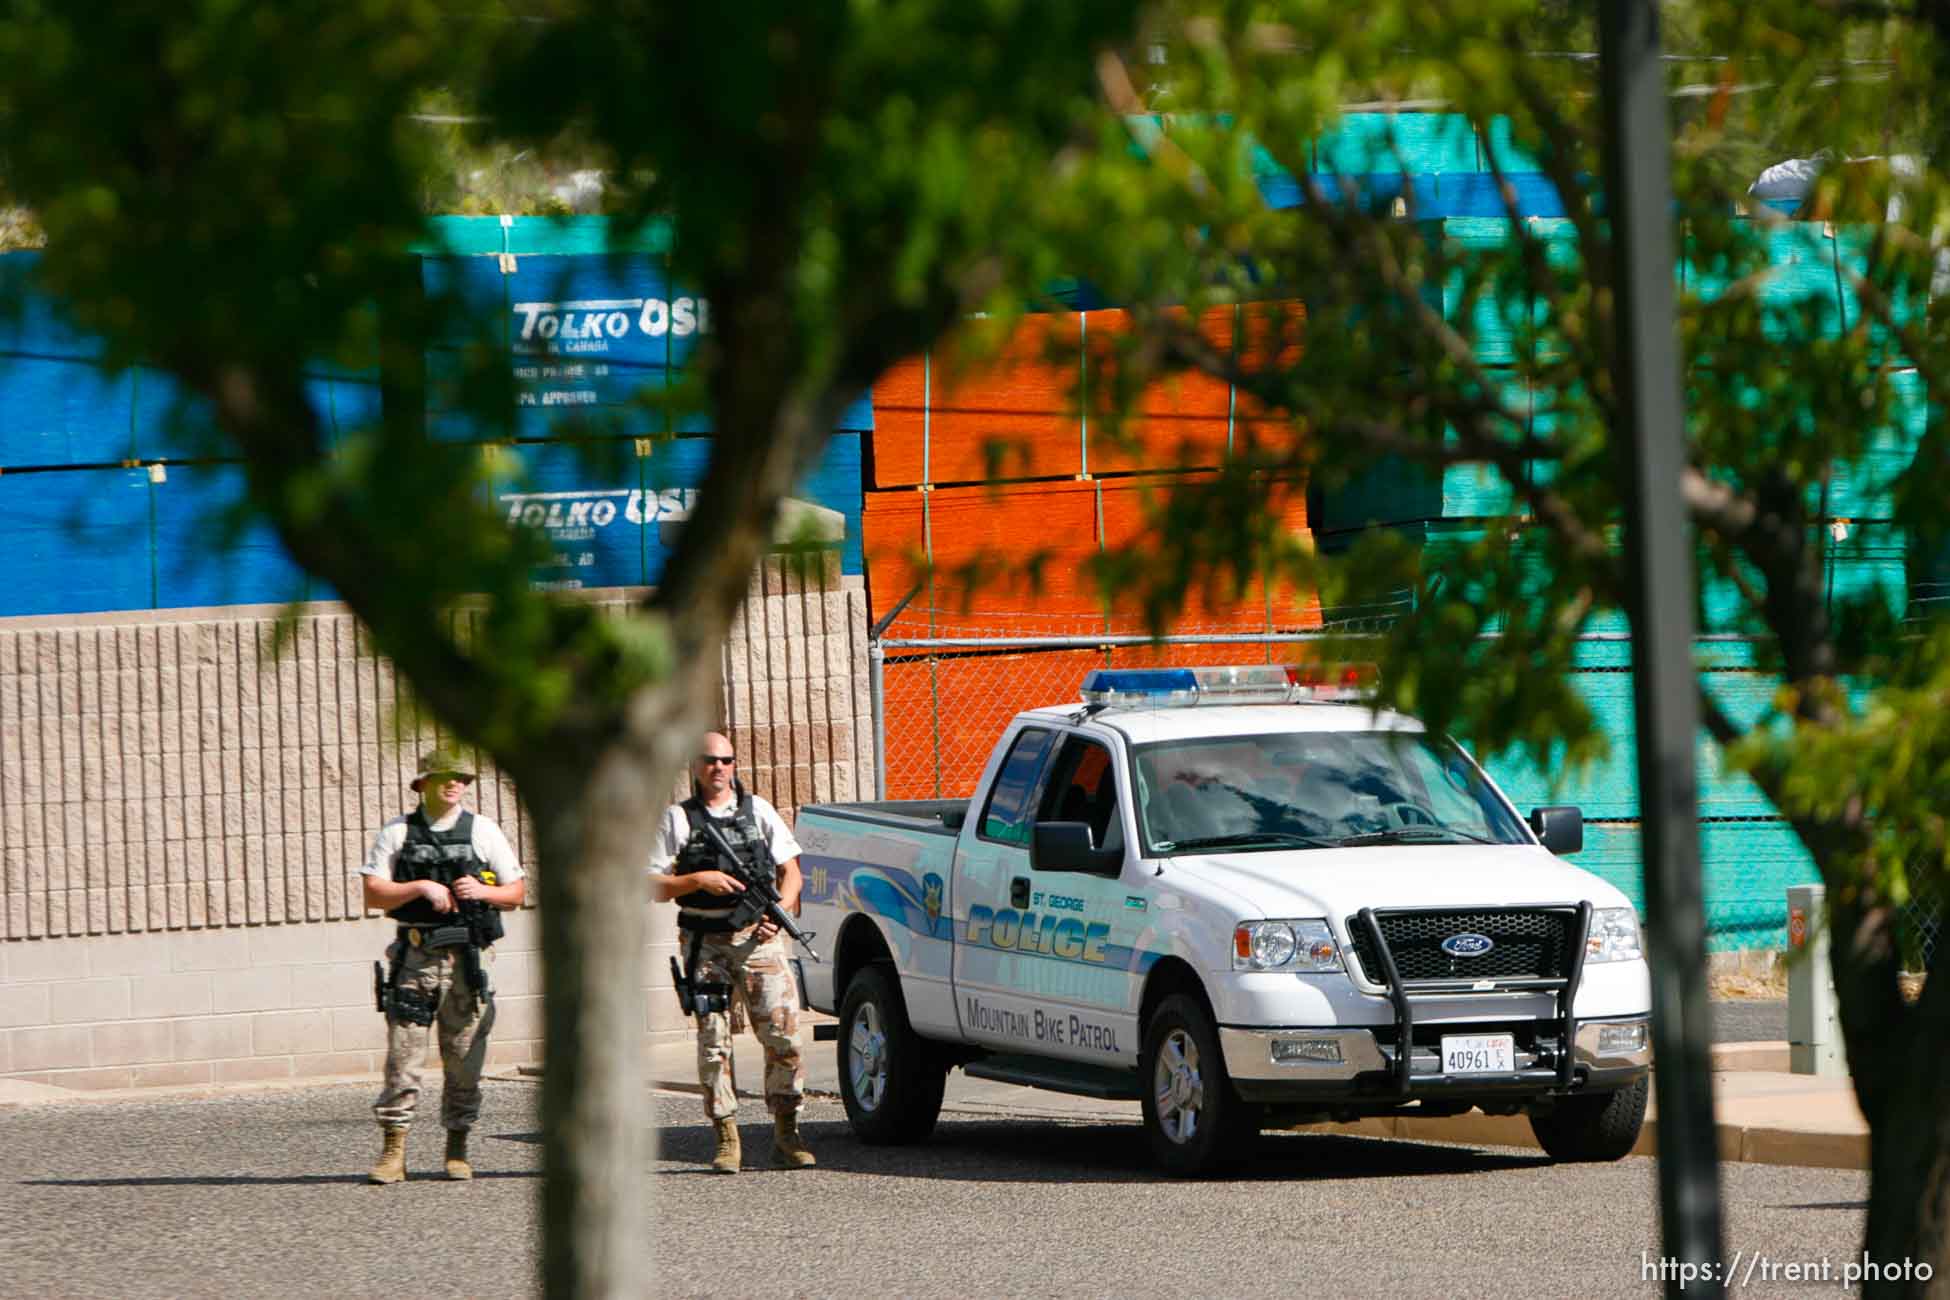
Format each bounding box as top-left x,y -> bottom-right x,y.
651,1116 -> 1548,1184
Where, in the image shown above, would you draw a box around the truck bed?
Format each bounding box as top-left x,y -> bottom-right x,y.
798,798 -> 967,836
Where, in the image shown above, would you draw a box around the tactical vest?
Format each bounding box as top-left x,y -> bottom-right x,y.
387,808 -> 505,943
671,793 -> 770,916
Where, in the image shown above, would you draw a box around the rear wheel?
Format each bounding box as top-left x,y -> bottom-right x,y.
1139,993 -> 1262,1176
837,965 -> 948,1144
1529,1074 -> 1649,1162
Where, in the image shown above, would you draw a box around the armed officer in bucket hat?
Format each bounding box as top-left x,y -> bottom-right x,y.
359,748 -> 525,1184
649,732 -> 814,1174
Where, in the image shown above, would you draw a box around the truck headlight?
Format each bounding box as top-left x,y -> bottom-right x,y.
1233,919 -> 1342,972
1597,1021 -> 1649,1055
1585,907 -> 1643,963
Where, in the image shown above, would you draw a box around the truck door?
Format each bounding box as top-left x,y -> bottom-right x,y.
955,727 -> 1141,1067
952,724 -> 1058,1053
1020,733 -> 1142,1066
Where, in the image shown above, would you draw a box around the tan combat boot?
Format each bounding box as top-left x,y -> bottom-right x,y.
368,1128 -> 408,1185
771,1112 -> 816,1169
444,1129 -> 473,1181
709,1117 -> 741,1174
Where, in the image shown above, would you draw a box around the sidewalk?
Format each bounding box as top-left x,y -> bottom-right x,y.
647,1019 -> 1870,1172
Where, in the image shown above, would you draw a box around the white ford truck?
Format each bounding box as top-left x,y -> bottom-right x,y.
793,664 -> 1652,1174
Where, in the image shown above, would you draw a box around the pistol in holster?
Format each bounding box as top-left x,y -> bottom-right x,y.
670,939 -> 730,1020
373,942 -> 439,1027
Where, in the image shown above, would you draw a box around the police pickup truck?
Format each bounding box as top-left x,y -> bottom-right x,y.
792,665 -> 1652,1175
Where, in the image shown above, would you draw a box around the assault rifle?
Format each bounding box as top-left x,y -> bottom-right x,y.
668,811 -> 821,1021
428,873 -> 498,1009
693,814 -> 821,961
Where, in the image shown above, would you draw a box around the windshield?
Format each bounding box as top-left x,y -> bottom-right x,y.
1131,730 -> 1530,856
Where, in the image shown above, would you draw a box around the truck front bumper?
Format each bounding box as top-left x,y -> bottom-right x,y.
1219,1015 -> 1651,1103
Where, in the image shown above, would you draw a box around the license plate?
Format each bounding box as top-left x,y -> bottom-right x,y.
1441,1033 -> 1515,1074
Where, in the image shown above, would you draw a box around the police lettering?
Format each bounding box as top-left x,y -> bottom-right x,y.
966,906 -> 1111,964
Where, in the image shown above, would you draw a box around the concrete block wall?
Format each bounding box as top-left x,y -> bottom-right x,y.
724,554 -> 876,815
0,609 -> 529,939
0,910 -> 546,1089
0,561 -> 869,1088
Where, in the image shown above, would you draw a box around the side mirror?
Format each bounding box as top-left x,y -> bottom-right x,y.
940,807 -> 967,832
1031,822 -> 1120,876
1528,805 -> 1584,856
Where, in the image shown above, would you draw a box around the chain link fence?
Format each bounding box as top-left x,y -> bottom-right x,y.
870,630 -> 1365,800
1899,887 -> 1942,977
865,628 -> 1941,976
866,625 -> 1703,802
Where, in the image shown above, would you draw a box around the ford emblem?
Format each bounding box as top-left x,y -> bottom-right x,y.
1440,932 -> 1495,958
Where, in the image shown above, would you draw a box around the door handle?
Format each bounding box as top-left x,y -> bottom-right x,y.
1010,876 -> 1031,908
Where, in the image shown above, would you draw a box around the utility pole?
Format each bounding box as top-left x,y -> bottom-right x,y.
1597,1 -> 1727,1295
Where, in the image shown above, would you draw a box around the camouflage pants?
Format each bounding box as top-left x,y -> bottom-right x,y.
372,938 -> 496,1132
693,927 -> 803,1120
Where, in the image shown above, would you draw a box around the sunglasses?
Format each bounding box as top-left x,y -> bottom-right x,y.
698,754 -> 736,766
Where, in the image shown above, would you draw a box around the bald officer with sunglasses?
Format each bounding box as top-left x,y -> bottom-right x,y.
649,734 -> 813,1173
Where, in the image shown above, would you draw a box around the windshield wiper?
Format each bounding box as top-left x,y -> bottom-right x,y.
1335,826 -> 1502,847
1162,831 -> 1340,852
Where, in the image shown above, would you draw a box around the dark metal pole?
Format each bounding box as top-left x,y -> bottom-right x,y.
1597,2 -> 1726,1296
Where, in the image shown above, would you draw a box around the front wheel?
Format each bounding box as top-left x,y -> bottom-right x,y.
837,965 -> 948,1144
1528,1074 -> 1649,1162
1140,993 -> 1262,1176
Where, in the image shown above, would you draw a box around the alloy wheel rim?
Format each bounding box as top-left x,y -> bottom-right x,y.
849,1002 -> 889,1112
1153,1028 -> 1203,1144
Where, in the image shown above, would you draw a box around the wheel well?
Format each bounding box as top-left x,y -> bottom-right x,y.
833,914 -> 893,1005
1139,956 -> 1211,1031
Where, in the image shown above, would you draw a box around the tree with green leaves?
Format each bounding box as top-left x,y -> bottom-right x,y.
0,1 -> 1141,1293
1049,1 -> 1949,1288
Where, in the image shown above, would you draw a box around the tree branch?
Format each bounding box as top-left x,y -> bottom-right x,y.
1473,113 -> 1615,403
188,356 -> 496,733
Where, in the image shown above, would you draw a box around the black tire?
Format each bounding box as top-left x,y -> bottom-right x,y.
1139,993 -> 1263,1176
836,965 -> 948,1144
1529,1074 -> 1649,1162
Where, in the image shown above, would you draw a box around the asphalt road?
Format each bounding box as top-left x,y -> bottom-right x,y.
3,1078 -> 1870,1299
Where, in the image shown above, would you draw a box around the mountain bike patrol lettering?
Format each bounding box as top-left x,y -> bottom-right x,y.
965,905 -> 1109,963
964,997 -> 1031,1040
965,999 -> 1121,1054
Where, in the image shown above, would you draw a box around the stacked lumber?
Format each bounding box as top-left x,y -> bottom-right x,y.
864,304 -> 1324,797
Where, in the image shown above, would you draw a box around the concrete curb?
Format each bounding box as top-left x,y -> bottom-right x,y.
0,1078 -> 75,1107
0,1067 -> 539,1112
1320,1110 -> 1869,1172
1289,1091 -> 1870,1172
1705,1041 -> 1793,1072
5,1032 -> 1865,1173
639,1069 -> 1868,1173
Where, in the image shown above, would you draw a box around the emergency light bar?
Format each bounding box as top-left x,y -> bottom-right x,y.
1078,663 -> 1378,709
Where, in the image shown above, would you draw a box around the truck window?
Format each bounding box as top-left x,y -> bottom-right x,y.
1132,731 -> 1529,855
979,727 -> 1055,845
1036,735 -> 1123,854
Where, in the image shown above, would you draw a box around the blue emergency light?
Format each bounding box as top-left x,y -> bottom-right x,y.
1078,663 -> 1378,709
1078,668 -> 1200,709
